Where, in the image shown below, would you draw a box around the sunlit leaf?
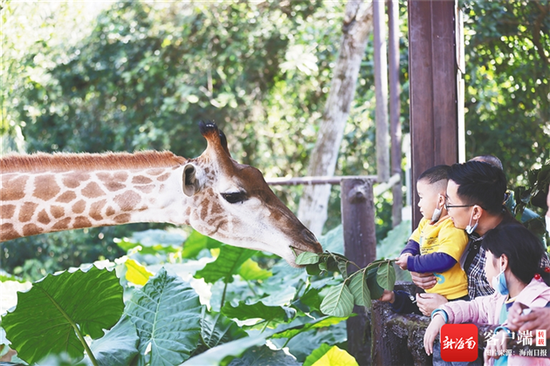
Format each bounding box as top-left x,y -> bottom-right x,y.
124,258 -> 153,286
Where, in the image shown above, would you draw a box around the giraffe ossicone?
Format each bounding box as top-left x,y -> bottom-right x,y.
0,122 -> 322,267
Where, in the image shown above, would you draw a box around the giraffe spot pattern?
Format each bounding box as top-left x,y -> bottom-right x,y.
33,174 -> 60,201
157,173 -> 170,181
82,182 -> 105,198
105,206 -> 115,217
52,217 -> 72,230
114,213 -> 131,223
132,175 -> 153,184
114,191 -> 141,212
50,206 -> 65,219
74,216 -> 92,229
62,172 -> 91,189
37,209 -> 51,225
0,205 -> 16,219
19,202 -> 38,222
0,175 -> 28,201
22,223 -> 43,236
72,200 -> 86,214
0,223 -> 18,241
90,200 -> 107,221
56,191 -> 77,203
135,185 -> 154,194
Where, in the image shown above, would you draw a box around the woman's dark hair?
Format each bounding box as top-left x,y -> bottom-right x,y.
448,161 -> 507,215
482,224 -> 550,286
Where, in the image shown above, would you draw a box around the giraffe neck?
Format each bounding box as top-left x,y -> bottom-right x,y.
0,152 -> 191,241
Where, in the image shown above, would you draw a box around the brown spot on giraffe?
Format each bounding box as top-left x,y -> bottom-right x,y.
104,182 -> 126,192
0,205 -> 16,219
114,213 -> 131,223
135,185 -> 154,194
74,216 -> 92,229
82,182 -> 105,198
37,209 -> 51,225
72,200 -> 86,214
146,168 -> 164,176
19,202 -> 38,222
56,191 -> 77,203
0,175 -> 28,201
52,217 -> 72,231
157,173 -> 170,181
90,200 -> 107,221
50,206 -> 65,219
97,172 -> 126,191
23,223 -> 43,237
105,206 -> 115,217
0,223 -> 18,241
132,176 -> 153,184
114,191 -> 141,211
33,174 -> 60,201
62,172 -> 91,189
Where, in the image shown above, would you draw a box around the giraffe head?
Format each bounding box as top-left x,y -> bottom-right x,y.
181,122 -> 322,267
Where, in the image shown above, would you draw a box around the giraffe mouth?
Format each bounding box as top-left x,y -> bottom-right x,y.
289,244 -> 322,267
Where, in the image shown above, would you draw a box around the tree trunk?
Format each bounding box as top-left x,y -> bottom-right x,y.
297,0 -> 373,236
388,0 -> 402,227
374,0 -> 390,183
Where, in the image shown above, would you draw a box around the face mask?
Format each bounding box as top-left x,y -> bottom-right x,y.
465,206 -> 478,235
491,263 -> 509,296
431,195 -> 443,223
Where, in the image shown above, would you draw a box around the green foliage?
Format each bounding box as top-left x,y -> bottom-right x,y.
125,268 -> 203,365
303,344 -> 358,366
295,252 -> 396,317
2,265 -> 124,365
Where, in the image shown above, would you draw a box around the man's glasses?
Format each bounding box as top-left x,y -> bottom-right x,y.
444,202 -> 475,210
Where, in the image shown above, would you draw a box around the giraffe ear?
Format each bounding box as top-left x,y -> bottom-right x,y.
182,163 -> 200,196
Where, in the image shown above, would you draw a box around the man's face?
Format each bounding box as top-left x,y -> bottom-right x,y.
445,180 -> 474,230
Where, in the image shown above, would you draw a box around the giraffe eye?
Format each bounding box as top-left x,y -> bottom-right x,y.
221,191 -> 247,204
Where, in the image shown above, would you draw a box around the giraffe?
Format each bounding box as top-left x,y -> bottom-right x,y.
0,122 -> 322,267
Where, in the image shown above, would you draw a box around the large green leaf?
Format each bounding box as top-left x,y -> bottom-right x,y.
1,265 -> 123,364
319,284 -> 354,317
125,268 -> 202,366
376,261 -> 396,291
238,259 -> 272,281
182,230 -> 223,259
222,301 -> 296,323
194,246 -> 256,284
271,316 -> 349,339
227,345 -> 301,366
86,316 -> 139,366
200,312 -> 247,350
348,271 -> 371,307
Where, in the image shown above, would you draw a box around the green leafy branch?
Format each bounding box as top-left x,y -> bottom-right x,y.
296,252 -> 396,317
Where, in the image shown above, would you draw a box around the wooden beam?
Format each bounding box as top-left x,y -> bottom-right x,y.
408,0 -> 459,228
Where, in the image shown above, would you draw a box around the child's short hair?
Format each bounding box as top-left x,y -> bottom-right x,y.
418,165 -> 450,184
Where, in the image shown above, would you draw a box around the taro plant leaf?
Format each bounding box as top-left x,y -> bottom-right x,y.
200,311 -> 247,350
319,283 -> 354,317
295,252 -> 320,265
180,330 -> 275,366
125,267 -> 202,366
348,271 -> 371,307
227,345 -> 301,366
222,301 -> 296,323
376,261 -> 396,291
182,230 -> 223,259
271,316 -> 349,340
238,259 -> 272,281
87,316 -> 139,366
194,245 -> 256,284
1,265 -> 123,365
124,258 -> 153,286
303,344 -> 358,366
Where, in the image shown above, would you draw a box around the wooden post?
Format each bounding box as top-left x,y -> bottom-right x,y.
341,178 -> 377,365
388,0 -> 402,228
408,0 -> 459,228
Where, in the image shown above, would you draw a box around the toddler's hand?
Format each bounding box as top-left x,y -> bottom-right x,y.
395,253 -> 412,270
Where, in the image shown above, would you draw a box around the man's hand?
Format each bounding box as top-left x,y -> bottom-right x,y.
416,293 -> 448,316
507,303 -> 550,335
395,253 -> 412,270
379,290 -> 395,303
410,271 -> 437,290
